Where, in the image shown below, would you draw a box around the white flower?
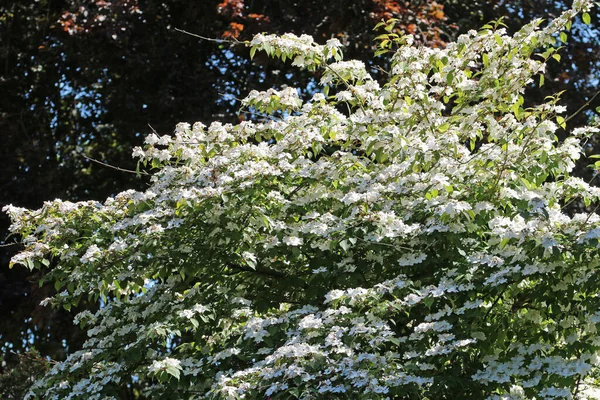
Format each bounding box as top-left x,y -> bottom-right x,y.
283,236 -> 303,246
178,309 -> 194,319
312,93 -> 326,102
298,314 -> 323,330
144,133 -> 160,145
157,135 -> 171,146
80,244 -> 101,264
232,297 -> 252,306
398,252 -> 427,266
132,146 -> 145,158
193,304 -> 208,314
148,357 -> 181,373
324,289 -> 345,303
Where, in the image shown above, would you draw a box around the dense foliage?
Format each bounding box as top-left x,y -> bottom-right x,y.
4,1 -> 600,376
0,0 -> 454,366
5,0 -> 600,398
0,349 -> 50,400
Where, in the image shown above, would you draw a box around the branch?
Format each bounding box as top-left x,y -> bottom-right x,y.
174,28 -> 247,46
226,262 -> 287,279
483,287 -> 507,322
565,87 -> 600,124
9,349 -> 58,365
147,123 -> 160,136
81,154 -> 150,176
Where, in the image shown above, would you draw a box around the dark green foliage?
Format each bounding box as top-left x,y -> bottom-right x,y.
0,348 -> 50,399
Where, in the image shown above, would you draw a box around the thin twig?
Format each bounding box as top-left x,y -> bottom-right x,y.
173,28 -> 247,45
147,123 -> 159,135
565,87 -> 600,124
9,349 -> 58,365
0,242 -> 19,247
81,154 -> 150,176
374,65 -> 390,76
484,287 -> 507,322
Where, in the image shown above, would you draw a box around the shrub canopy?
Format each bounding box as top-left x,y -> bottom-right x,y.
6,0 -> 600,398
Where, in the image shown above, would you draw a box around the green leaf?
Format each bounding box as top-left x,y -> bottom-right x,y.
373,21 -> 386,31
583,12 -> 591,25
339,239 -> 350,252
520,177 -> 533,189
165,365 -> 181,380
560,32 -> 568,43
25,258 -> 35,271
423,296 -> 434,308
375,147 -> 388,163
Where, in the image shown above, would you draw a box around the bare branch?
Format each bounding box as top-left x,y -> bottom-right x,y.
174,28 -> 247,46
147,123 -> 160,136
565,87 -> 600,124
81,154 -> 150,176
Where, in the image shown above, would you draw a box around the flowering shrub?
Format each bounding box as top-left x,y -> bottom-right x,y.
5,1 -> 600,398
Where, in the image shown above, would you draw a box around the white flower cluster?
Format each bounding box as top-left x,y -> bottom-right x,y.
250,33 -> 343,70
242,87 -> 302,113
148,357 -> 181,374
